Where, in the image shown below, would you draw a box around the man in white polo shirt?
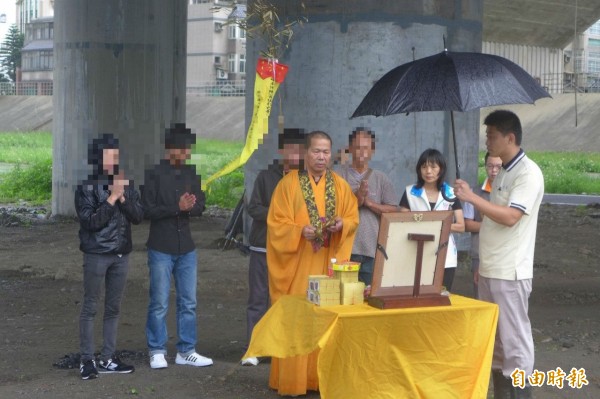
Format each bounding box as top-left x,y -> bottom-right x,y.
454,110 -> 544,399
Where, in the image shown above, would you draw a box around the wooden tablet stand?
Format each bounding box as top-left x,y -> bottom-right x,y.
368,211 -> 453,309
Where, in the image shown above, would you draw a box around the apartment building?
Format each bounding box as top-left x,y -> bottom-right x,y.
187,0 -> 247,92
16,0 -> 54,33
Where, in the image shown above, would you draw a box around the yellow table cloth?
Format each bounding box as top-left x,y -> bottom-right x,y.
245,294 -> 498,399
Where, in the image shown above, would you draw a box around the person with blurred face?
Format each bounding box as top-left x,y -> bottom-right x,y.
75,134 -> 143,380
462,152 -> 502,298
263,130 -> 359,396
142,123 -> 212,370
399,148 -> 465,291
242,129 -> 305,367
337,128 -> 399,287
454,110 -> 544,399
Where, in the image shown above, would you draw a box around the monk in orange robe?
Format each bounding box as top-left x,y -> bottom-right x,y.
266,130 -> 359,396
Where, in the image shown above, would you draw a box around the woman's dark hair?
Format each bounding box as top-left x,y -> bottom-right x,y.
415,148 -> 447,190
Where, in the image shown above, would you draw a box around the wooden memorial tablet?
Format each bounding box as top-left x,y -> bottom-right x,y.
368,211 -> 453,309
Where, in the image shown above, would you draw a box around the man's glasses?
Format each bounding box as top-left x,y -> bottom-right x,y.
486,164 -> 502,171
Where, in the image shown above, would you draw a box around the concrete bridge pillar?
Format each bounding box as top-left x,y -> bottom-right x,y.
52,0 -> 187,215
245,0 -> 484,203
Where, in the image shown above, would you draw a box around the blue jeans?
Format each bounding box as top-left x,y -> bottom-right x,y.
146,249 -> 197,356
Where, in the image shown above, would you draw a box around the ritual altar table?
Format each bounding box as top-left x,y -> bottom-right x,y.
245,294 -> 498,399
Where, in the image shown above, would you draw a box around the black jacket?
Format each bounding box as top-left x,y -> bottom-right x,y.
142,160 -> 205,255
75,183 -> 143,255
247,162 -> 284,248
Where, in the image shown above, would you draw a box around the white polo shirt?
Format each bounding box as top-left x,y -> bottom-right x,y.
479,150 -> 544,280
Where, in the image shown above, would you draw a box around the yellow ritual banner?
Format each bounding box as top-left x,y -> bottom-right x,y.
203,58 -> 289,190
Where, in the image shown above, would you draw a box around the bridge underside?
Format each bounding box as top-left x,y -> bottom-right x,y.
483,0 -> 600,48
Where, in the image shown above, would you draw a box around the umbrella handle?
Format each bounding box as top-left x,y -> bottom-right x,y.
442,112 -> 460,202
450,111 -> 460,180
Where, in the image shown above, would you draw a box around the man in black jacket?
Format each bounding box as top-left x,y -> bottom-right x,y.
241,129 -> 304,366
142,123 -> 212,369
75,134 -> 143,380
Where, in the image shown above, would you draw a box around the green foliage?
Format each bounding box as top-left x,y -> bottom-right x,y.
0,158 -> 52,203
0,25 -> 25,82
191,138 -> 245,208
204,169 -> 245,208
2,133 -> 599,207
0,132 -> 52,164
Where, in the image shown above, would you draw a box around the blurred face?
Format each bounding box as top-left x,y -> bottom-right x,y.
420,161 -> 441,185
279,143 -> 304,170
485,156 -> 502,182
102,148 -> 119,176
485,125 -> 511,160
305,137 -> 331,176
350,132 -> 373,169
167,147 -> 191,166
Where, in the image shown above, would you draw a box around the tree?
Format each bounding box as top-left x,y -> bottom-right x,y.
0,25 -> 25,82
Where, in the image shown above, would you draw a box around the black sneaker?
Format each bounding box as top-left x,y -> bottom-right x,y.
80,359 -> 98,380
98,356 -> 135,374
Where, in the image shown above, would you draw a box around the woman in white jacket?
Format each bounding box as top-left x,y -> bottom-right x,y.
399,148 -> 465,291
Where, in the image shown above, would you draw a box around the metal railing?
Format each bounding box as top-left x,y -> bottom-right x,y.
542,72 -> 600,94
0,81 -> 53,96
4,75 -> 599,97
0,80 -> 247,97
186,80 -> 246,97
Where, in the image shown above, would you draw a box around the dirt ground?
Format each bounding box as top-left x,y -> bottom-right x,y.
0,203 -> 599,399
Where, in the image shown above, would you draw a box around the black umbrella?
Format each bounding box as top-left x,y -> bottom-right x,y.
351,49 -> 551,182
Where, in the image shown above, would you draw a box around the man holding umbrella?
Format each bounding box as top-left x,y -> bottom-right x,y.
454,110 -> 544,399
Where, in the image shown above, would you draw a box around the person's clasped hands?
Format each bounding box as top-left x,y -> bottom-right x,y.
178,192 -> 197,212
108,172 -> 129,205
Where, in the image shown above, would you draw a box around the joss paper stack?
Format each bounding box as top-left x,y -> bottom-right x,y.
307,275 -> 340,307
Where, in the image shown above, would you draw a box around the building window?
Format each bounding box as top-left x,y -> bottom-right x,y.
589,22 -> 600,36
239,53 -> 246,74
229,54 -> 237,73
228,24 -> 246,40
228,24 -> 237,39
40,50 -> 53,70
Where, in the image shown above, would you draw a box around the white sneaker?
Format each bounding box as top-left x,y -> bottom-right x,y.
175,352 -> 213,367
241,357 -> 259,366
149,353 -> 168,369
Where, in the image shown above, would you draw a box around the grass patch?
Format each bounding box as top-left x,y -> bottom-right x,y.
0,132 -> 52,164
2,132 -> 599,206
0,132 -> 246,208
191,139 -> 245,208
0,158 -> 52,204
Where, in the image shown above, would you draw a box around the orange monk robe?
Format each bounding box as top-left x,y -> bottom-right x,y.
266,169 -> 359,396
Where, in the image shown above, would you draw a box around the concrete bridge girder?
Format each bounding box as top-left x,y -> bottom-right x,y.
52,0 -> 188,216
